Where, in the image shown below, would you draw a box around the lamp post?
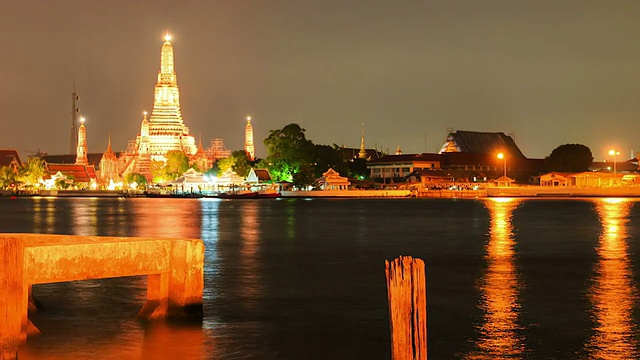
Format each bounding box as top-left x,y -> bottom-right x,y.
609,149 -> 620,184
497,152 -> 507,180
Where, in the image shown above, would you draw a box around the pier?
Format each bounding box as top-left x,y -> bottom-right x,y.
0,234 -> 204,359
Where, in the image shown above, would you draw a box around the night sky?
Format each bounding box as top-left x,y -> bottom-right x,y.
3,1 -> 640,160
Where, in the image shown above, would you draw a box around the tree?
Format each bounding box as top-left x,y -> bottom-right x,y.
151,151 -> 190,183
124,173 -> 147,189
264,123 -> 315,185
17,157 -> 46,187
313,144 -> 348,178
545,144 -> 593,172
150,160 -> 166,184
0,166 -> 17,189
164,150 -> 190,179
348,157 -> 368,179
230,150 -> 252,177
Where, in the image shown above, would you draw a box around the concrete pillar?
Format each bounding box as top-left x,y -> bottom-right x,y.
138,239 -> 204,321
0,235 -> 26,360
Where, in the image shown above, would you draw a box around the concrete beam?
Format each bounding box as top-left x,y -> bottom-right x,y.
0,234 -> 204,359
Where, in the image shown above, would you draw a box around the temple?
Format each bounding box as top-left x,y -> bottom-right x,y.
75,117 -> 88,166
119,34 -> 198,179
244,116 -> 255,161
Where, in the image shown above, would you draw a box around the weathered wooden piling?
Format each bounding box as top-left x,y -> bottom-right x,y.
385,256 -> 427,360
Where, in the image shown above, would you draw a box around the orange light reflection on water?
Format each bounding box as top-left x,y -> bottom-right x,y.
132,198 -> 201,239
239,201 -> 264,303
586,198 -> 639,358
470,198 -> 524,358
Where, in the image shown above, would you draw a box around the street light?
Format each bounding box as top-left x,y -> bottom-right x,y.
609,149 -> 620,183
497,152 -> 507,180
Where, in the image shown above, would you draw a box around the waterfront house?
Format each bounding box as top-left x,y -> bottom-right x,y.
318,168 -> 351,190
0,149 -> 22,171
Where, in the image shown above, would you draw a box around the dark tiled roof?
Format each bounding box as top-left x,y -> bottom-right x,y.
441,131 -> 526,158
442,152 -> 545,171
253,169 -> 272,181
42,153 -> 105,169
339,147 -> 384,161
368,153 -> 443,164
0,149 -> 22,167
46,164 -> 97,183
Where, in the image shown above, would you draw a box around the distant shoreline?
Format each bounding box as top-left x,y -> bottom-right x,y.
4,186 -> 640,199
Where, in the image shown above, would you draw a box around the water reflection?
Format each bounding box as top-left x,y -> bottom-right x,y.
470,198 -> 524,358
131,198 -> 201,239
31,197 -> 57,234
72,198 -> 98,236
239,201 -> 263,304
585,198 -> 639,358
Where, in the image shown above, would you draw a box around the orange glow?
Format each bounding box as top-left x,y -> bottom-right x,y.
239,202 -> 263,303
470,198 -> 524,357
585,198 -> 639,357
497,153 -> 504,159
132,199 -> 201,239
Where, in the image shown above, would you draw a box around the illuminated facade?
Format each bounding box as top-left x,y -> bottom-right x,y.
120,34 -> 197,179
75,118 -> 88,166
99,136 -> 119,182
140,34 -> 197,160
358,125 -> 367,159
244,116 -> 255,161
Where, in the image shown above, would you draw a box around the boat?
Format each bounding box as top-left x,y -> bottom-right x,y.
256,190 -> 281,198
217,191 -> 258,199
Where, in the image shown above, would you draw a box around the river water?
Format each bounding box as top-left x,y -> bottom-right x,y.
1,196 -> 639,359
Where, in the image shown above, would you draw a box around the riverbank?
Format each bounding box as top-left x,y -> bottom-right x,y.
486,186 -> 640,197
280,189 -> 413,198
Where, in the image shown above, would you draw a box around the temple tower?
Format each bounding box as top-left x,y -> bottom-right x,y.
135,33 -> 197,162
99,135 -> 119,182
358,123 -> 367,159
244,116 -> 255,161
75,117 -> 88,165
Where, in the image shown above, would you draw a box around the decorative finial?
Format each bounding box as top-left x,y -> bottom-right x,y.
164,33 -> 171,42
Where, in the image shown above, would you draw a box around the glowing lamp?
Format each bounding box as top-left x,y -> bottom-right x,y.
164,33 -> 171,42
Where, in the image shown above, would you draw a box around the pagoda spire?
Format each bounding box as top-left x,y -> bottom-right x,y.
151,33 -> 183,124
76,117 -> 88,165
244,116 -> 255,161
358,122 -> 367,159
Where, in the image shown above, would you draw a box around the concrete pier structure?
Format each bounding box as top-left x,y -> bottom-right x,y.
0,234 -> 204,359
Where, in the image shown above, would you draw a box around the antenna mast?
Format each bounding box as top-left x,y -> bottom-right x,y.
69,79 -> 79,154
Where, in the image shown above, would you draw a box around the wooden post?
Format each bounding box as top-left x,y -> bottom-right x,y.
385,256 -> 427,360
0,236 -> 26,360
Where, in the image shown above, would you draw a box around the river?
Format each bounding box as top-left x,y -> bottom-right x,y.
1,196 -> 639,359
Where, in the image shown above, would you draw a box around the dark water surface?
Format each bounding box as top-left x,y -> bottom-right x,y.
2,197 -> 640,359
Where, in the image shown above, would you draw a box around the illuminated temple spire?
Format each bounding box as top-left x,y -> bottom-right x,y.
151,33 -> 182,123
132,33 -> 196,162
358,123 -> 367,159
76,117 -> 88,165
244,116 -> 255,161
